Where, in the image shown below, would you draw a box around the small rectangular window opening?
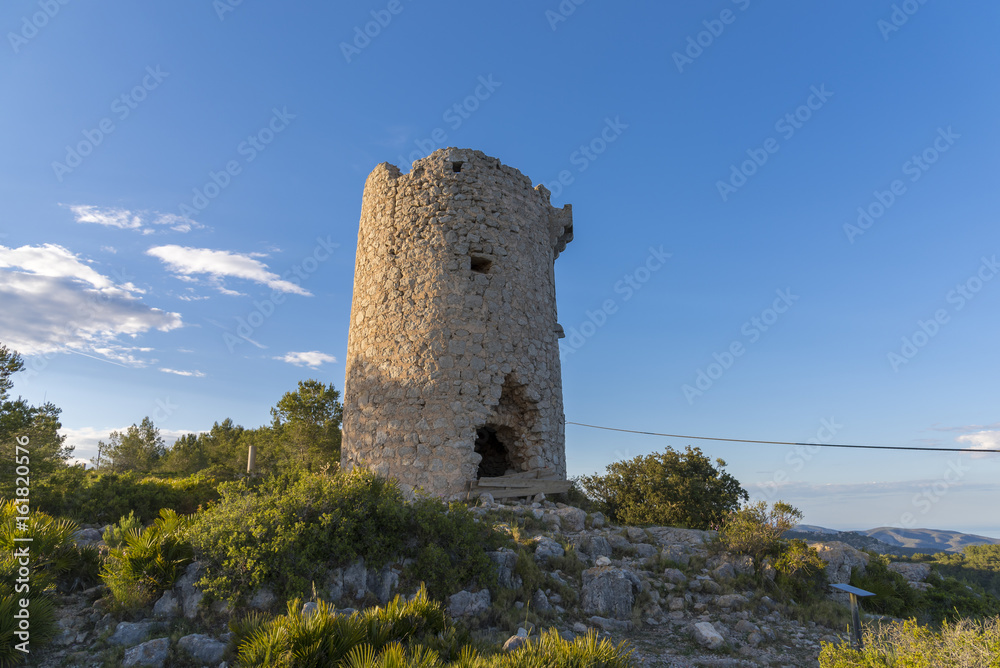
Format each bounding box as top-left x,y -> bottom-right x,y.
452,161 -> 464,173
470,256 -> 492,273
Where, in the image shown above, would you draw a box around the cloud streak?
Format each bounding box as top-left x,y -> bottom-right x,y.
275,350 -> 337,368
66,204 -> 203,234
147,245 -> 311,296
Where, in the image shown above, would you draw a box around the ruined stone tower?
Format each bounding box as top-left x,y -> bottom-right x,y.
341,148 -> 573,497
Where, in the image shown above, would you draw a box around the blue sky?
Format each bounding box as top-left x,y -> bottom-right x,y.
2,1 -> 998,537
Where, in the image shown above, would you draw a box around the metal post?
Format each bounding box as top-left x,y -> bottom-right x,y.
247,444 -> 256,474
849,592 -> 863,649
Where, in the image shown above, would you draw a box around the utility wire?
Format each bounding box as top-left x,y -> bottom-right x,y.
566,421 -> 1000,454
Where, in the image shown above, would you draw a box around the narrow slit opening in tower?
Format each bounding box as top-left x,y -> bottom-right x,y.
475,426 -> 511,479
470,256 -> 492,273
452,161 -> 464,173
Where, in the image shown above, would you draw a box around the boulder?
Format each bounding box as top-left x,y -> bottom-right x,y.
532,589 -> 552,612
662,568 -> 687,585
888,562 -> 931,582
589,512 -> 606,529
367,565 -> 399,604
152,591 -> 179,619
177,633 -> 228,664
712,563 -> 736,581
714,594 -> 748,609
121,637 -> 170,667
555,507 -> 586,532
809,541 -> 869,584
625,527 -> 647,543
581,567 -> 641,619
74,528 -> 103,547
448,589 -> 491,617
110,621 -> 155,646
343,559 -> 368,599
489,549 -> 521,589
502,627 -> 529,652
174,562 -> 205,619
533,536 -> 565,562
633,543 -> 659,559
576,535 -> 613,560
693,621 -> 725,649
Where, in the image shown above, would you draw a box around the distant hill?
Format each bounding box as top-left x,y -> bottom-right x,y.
859,527 -> 1000,553
787,524 -> 1000,555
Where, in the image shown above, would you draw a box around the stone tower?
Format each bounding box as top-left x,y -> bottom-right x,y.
341,148 -> 573,497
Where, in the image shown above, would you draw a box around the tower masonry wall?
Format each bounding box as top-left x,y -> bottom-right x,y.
341,148 -> 573,496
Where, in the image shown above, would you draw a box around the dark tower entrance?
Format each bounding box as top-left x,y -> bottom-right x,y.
474,425 -> 512,478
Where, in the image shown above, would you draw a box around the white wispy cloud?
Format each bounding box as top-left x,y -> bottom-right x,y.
147,245 -> 311,296
957,431 -> 1000,459
0,244 -> 182,362
276,351 -> 337,368
66,204 -> 203,234
160,367 -> 206,378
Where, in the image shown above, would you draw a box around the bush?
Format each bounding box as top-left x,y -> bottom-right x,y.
717,500 -> 803,566
850,552 -> 919,618
235,586 -> 636,668
236,585 -> 448,667
188,469 -> 504,604
578,446 -> 747,528
101,508 -> 193,611
0,500 -> 97,664
774,539 -> 829,603
818,617 -> 1000,667
32,468 -> 220,524
103,511 -> 142,549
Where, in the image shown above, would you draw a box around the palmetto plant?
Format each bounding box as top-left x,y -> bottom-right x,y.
101,508 -> 193,610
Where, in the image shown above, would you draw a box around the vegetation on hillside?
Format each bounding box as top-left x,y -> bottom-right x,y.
819,616 -> 1000,667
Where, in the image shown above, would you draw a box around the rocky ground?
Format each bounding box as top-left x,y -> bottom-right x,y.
23,497 -> 905,667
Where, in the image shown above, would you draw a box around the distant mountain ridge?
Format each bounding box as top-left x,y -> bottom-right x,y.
787,525 -> 1000,554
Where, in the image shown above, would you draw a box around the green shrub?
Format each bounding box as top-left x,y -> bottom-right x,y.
32,468 -> 220,524
101,508 -> 193,611
0,501 -> 95,664
103,511 -> 143,549
236,584 -> 447,667
577,446 -> 747,528
189,469 -> 503,604
774,539 -> 829,602
717,500 -> 802,566
850,552 -> 919,618
235,586 -> 636,668
818,617 -> 1000,667
0,500 -> 100,594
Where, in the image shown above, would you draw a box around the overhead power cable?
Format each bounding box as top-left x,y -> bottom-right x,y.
565,421 -> 1000,454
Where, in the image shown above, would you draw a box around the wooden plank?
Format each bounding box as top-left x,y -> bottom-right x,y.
475,476 -> 564,488
486,481 -> 571,498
